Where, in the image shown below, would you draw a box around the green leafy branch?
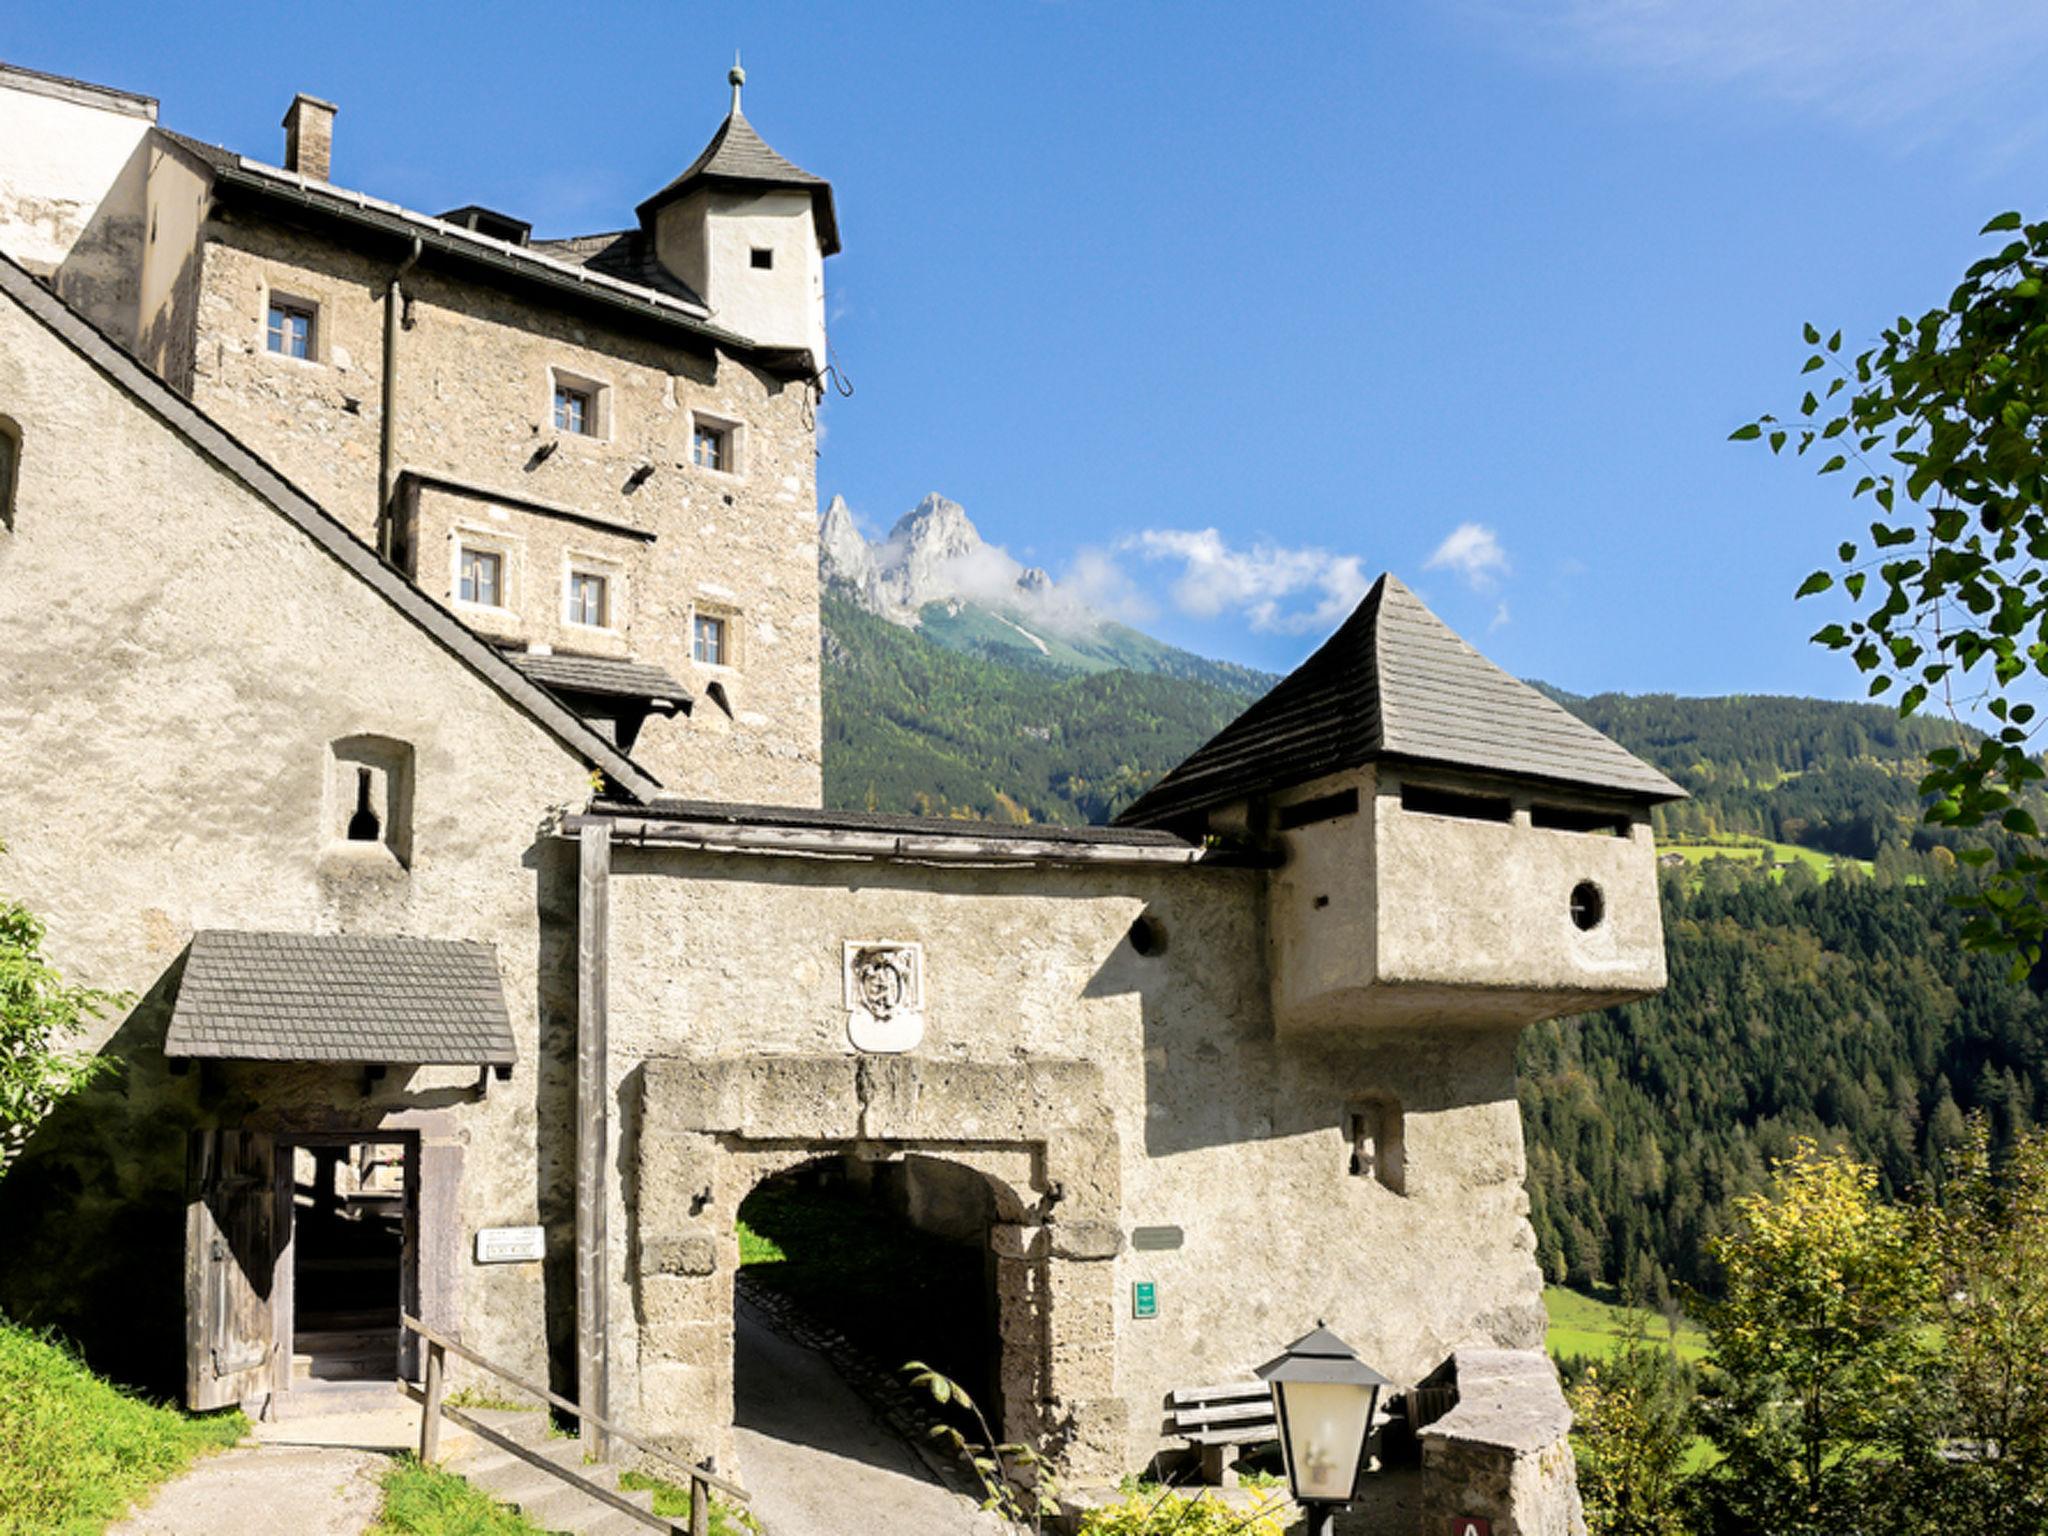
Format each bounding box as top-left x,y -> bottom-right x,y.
1735,210 -> 2048,972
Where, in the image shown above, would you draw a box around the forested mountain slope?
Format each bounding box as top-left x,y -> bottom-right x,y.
820,592 -> 1258,824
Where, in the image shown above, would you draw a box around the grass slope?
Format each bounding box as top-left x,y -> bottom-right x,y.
1658,837 -> 1875,880
0,1320 -> 245,1536
1544,1286 -> 1706,1365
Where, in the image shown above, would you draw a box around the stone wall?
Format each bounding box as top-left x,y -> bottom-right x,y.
599,842 -> 1551,1485
186,211 -> 823,803
0,283 -> 594,1395
1420,1350 -> 1587,1536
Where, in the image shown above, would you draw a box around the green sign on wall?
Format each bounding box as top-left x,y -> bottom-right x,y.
1132,1280 -> 1158,1319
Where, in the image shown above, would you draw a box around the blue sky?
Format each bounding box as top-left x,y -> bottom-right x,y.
10,1 -> 2048,696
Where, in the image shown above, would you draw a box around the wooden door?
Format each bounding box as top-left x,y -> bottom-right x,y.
185,1129 -> 279,1411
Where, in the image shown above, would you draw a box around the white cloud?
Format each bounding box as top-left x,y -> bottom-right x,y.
1424,522 -> 1511,592
1462,0 -> 2048,146
1062,547 -> 1158,626
1125,528 -> 1373,633
1490,601 -> 1512,632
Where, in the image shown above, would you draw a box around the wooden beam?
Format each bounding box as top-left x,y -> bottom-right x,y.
577,820 -> 612,1461
565,815 -> 1219,868
399,1315 -> 748,1503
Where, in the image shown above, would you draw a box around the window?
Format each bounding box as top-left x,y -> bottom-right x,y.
328,736 -> 415,867
1533,804 -> 1631,837
1570,880 -> 1606,932
1348,1098 -> 1406,1194
692,420 -> 732,473
459,546 -> 504,608
1277,788 -> 1360,831
693,613 -> 727,666
554,383 -> 593,436
266,297 -> 316,360
1400,782 -> 1513,823
0,418 -> 17,531
566,569 -> 610,628
750,247 -> 774,270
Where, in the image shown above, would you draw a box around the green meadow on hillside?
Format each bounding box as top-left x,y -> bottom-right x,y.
1544,1286 -> 1706,1365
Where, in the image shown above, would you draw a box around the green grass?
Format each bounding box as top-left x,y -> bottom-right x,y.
618,1470 -> 759,1535
1544,1286 -> 1707,1364
367,1457 -> 546,1536
0,1319 -> 247,1536
1660,837 -> 1874,881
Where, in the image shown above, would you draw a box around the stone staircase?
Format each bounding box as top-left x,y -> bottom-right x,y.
440,1406 -> 683,1536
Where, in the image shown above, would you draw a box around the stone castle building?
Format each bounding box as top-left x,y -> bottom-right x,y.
0,55 -> 1682,1531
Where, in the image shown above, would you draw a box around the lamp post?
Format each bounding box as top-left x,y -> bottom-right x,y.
1256,1323 -> 1390,1536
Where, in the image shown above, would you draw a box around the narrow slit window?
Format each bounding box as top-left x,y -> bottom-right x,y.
1532,804 -> 1631,837
0,418 -> 18,531
1400,783 -> 1513,823
266,298 -> 316,359
346,768 -> 381,842
1347,1099 -> 1406,1194
1277,788 -> 1360,831
567,570 -> 610,628
459,546 -> 504,607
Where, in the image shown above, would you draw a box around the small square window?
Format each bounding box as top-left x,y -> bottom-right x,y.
750,247 -> 774,270
266,299 -> 315,360
554,383 -> 594,436
693,613 -> 727,667
460,546 -> 504,608
567,570 -> 610,628
692,421 -> 731,473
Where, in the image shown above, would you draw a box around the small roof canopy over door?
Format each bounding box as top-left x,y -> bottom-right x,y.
165,931 -> 516,1067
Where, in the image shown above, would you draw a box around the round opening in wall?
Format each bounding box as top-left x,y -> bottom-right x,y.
1128,913 -> 1167,957
1570,880 -> 1605,932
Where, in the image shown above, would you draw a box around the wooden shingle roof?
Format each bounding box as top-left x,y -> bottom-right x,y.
165,931 -> 516,1065
1115,575 -> 1684,829
636,109 -> 841,255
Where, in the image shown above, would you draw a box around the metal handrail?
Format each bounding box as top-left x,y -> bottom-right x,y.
400,1311 -> 748,1535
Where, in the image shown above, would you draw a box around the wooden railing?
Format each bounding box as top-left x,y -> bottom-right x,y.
400,1313 -> 747,1536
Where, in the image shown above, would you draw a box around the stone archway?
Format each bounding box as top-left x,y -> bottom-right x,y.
629,1054 -> 1127,1481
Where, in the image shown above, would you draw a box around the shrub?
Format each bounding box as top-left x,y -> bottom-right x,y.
1077,1487 -> 1291,1536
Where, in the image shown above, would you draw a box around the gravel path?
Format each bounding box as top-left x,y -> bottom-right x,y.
104,1441 -> 388,1536
733,1302 -> 1006,1536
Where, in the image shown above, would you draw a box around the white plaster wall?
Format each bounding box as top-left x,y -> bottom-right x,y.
0,290 -> 597,1389
699,188 -> 826,370
601,848 -> 1548,1474
0,78 -> 151,272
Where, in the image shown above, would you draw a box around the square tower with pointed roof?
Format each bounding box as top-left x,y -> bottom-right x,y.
1121,575 -> 1687,1030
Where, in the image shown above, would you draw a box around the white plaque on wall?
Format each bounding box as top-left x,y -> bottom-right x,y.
475,1225 -> 546,1264
844,940 -> 925,1054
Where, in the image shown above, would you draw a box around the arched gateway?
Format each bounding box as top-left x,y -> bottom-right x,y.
626,1053 -> 1126,1478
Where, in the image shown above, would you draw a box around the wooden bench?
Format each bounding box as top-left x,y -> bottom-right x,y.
1166,1380 -> 1277,1486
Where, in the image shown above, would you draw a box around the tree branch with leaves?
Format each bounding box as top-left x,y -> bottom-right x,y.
1738,209 -> 2048,971
0,840 -> 124,1171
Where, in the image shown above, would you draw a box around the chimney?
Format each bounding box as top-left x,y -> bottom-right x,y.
282,93 -> 338,181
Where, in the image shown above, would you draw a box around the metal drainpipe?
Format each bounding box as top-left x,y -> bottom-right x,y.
377,236 -> 423,562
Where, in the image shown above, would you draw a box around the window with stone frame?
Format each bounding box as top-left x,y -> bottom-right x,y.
266,296 -> 317,360
1348,1097 -> 1406,1194
459,544 -> 505,608
566,568 -> 611,629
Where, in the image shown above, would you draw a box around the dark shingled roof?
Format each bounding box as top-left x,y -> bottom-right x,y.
1116,575 -> 1685,829
530,229 -> 708,309
511,652 -> 690,706
590,797 -> 1195,849
165,931 -> 516,1065
637,109 -> 841,256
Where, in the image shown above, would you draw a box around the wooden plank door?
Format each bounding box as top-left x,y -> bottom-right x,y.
185,1129 -> 280,1411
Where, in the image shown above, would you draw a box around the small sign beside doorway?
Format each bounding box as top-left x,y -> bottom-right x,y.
1451,1519 -> 1492,1536
475,1225 -> 545,1264
1132,1280 -> 1158,1319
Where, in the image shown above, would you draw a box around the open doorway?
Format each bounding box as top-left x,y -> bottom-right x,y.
283,1135 -> 417,1388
